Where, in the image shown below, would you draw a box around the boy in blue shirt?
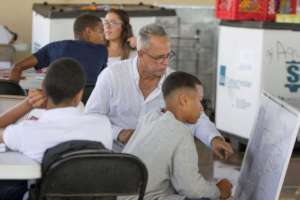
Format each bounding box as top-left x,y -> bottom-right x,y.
10,14 -> 107,85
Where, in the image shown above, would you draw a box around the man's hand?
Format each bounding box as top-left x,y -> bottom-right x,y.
27,90 -> 47,109
211,137 -> 234,160
216,179 -> 232,199
118,129 -> 134,144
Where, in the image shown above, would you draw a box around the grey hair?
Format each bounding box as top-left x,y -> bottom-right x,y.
137,23 -> 168,50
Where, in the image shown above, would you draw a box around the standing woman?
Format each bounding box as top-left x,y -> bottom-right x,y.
103,9 -> 136,66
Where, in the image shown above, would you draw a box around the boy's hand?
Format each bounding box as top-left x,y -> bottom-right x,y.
118,129 -> 134,144
216,179 -> 232,199
211,137 -> 234,160
27,90 -> 47,109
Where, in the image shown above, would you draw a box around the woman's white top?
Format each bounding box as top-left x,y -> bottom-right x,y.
107,50 -> 137,67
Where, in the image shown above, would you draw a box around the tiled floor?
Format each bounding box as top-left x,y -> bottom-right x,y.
195,140 -> 300,200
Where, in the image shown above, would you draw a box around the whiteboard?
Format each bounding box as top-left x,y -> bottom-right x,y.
234,92 -> 300,200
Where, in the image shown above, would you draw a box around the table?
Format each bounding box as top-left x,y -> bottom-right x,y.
0,151 -> 41,180
0,95 -> 25,113
0,68 -> 44,90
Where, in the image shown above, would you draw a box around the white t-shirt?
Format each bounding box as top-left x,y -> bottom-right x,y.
107,50 -> 137,67
3,107 -> 112,162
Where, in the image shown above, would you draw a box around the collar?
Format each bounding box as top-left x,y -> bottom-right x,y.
39,107 -> 81,121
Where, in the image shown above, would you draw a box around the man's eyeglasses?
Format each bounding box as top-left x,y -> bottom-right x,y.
143,50 -> 176,64
103,20 -> 123,28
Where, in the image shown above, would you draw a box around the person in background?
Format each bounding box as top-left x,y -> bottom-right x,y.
0,58 -> 112,200
85,23 -> 233,158
103,8 -> 137,66
122,71 -> 232,200
9,14 -> 107,85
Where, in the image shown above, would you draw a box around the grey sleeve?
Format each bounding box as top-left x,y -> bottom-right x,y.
170,134 -> 220,199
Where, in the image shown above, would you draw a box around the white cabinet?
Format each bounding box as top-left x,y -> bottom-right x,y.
31,3 -> 176,53
216,21 -> 300,140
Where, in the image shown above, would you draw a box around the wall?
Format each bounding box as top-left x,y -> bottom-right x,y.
0,0 -> 215,45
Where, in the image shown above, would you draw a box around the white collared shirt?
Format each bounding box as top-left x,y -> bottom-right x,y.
3,107 -> 112,162
85,56 -> 221,147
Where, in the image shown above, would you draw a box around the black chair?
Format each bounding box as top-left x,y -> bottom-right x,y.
82,84 -> 95,105
0,80 -> 26,96
29,140 -> 148,200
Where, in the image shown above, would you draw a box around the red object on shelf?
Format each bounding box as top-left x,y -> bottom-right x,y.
215,0 -> 297,21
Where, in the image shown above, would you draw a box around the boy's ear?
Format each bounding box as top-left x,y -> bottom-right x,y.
80,27 -> 92,40
85,26 -> 96,37
177,92 -> 188,107
84,27 -> 92,34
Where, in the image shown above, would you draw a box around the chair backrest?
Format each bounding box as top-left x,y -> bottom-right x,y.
82,84 -> 95,105
0,80 -> 26,96
31,140 -> 148,200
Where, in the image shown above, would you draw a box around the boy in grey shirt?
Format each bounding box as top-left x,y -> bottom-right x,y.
123,71 -> 232,200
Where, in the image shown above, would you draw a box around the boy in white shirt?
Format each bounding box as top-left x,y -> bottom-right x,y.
123,71 -> 232,200
0,58 -> 112,200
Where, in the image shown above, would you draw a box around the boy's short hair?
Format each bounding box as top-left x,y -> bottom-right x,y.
44,58 -> 86,105
162,71 -> 202,98
73,14 -> 101,36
